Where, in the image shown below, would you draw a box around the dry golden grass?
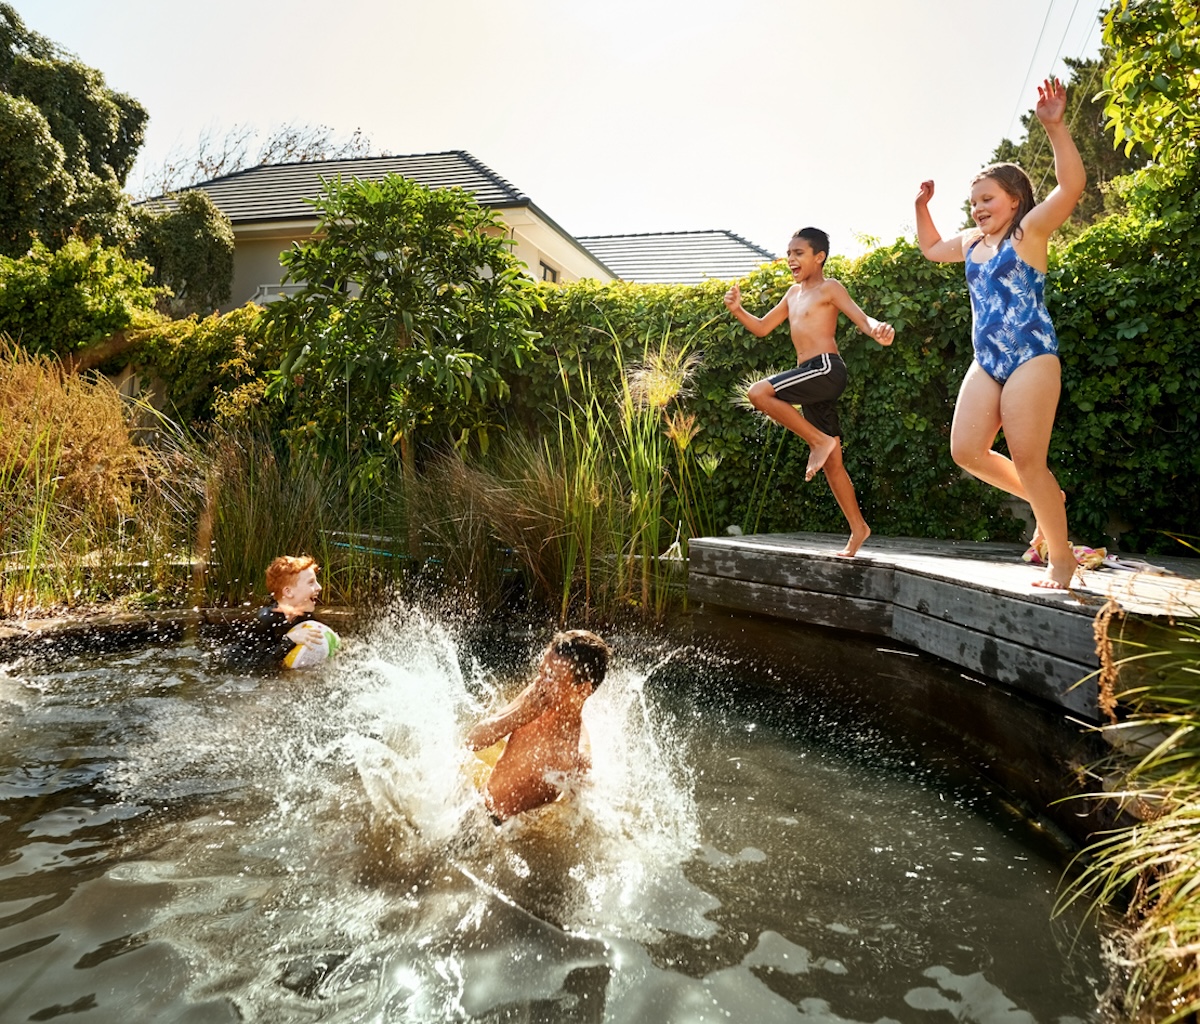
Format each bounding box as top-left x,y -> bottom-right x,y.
1,342 -> 154,614
0,341 -> 142,518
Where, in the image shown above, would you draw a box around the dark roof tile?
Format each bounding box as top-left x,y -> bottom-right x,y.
575,230 -> 776,284
150,150 -> 530,224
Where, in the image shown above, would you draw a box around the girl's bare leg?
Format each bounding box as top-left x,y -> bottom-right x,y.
748,381 -> 838,481
998,356 -> 1073,589
950,363 -> 1066,553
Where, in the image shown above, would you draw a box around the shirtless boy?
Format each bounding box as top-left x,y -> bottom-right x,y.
724,227 -> 894,557
465,629 -> 610,822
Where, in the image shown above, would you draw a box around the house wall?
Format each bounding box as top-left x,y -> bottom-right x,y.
228,207 -> 613,308
501,208 -> 613,284
231,234 -> 303,306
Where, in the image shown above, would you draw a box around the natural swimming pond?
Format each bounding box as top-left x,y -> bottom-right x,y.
1,607 -> 1105,1022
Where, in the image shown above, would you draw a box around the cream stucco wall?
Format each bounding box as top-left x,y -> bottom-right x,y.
228,206 -> 613,307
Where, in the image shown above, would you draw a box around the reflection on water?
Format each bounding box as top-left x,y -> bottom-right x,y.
0,606 -> 1103,1022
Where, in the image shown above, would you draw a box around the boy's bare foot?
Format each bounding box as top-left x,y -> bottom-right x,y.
805,436 -> 838,481
836,524 -> 870,557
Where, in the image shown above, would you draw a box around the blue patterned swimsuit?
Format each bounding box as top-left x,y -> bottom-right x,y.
965,237 -> 1058,384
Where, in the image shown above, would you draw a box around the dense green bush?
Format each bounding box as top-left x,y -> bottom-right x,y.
1053,159 -> 1200,553
130,190 -> 235,317
128,304 -> 280,428
516,249 -> 1020,542
0,236 -> 161,354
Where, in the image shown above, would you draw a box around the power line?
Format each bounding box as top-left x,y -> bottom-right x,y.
1007,0 -> 1060,139
1008,0 -> 1107,196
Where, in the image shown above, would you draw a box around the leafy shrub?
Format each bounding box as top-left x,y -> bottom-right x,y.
0,236 -> 161,355
1053,160 -> 1200,553
131,189 -> 235,317
130,304 -> 281,428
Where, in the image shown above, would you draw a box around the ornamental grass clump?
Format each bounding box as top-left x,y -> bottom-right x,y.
1061,586 -> 1200,1022
0,343 -> 146,614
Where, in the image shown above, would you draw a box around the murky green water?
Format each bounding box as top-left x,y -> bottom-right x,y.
0,608 -> 1103,1022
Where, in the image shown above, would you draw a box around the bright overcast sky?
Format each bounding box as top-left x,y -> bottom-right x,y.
20,0 -> 1104,261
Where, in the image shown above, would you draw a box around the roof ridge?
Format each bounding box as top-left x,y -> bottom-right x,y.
578,229 -> 776,258
577,229 -> 729,240
452,150 -> 528,203
169,150 -> 489,194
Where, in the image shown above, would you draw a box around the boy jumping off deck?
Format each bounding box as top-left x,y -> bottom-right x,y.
724,227 -> 894,557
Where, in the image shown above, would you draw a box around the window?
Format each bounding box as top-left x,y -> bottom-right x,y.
539,261 -> 559,283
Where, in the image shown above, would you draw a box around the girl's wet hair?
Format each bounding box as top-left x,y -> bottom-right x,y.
791,226 -> 830,261
550,629 -> 611,688
972,163 -> 1036,242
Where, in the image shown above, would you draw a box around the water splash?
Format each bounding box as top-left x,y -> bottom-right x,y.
1,605 -> 1105,1022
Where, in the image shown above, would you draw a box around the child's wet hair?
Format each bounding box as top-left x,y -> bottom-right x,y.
266,555 -> 319,599
791,226 -> 830,261
550,629 -> 611,688
971,162 -> 1036,241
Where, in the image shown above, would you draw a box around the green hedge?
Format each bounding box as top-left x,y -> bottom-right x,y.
112,168 -> 1200,555
514,247 -> 1018,542
0,236 -> 161,353
1052,163 -> 1200,554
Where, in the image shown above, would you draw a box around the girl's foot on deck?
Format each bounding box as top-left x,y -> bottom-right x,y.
805,435 -> 839,481
1028,489 -> 1067,555
1031,555 -> 1076,590
836,524 -> 871,557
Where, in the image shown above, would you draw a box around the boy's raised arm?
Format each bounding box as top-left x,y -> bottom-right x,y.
724,282 -> 791,337
465,676 -> 552,750
828,281 -> 895,346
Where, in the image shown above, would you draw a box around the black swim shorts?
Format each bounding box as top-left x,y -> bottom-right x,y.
766,352 -> 847,437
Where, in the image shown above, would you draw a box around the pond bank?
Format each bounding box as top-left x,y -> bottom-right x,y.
688,532 -> 1200,722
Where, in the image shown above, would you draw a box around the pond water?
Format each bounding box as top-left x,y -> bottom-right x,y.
0,607 -> 1105,1022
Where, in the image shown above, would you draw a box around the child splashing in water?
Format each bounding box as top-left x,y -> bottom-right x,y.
466,630 -> 610,822
724,227 -> 894,557
915,78 -> 1085,590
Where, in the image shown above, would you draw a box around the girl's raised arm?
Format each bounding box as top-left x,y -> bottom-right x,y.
914,180 -> 968,263
1018,78 -> 1086,244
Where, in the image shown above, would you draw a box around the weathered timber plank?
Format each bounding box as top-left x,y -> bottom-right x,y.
688,540 -> 894,601
892,606 -> 1098,719
894,574 -> 1099,666
688,572 -> 892,635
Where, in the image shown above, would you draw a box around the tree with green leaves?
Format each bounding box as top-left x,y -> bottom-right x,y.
1102,0 -> 1199,170
131,190 -> 235,317
263,174 -> 544,479
0,3 -> 147,256
980,56 -> 1144,236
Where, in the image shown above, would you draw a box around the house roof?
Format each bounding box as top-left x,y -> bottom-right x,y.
574,230 -> 777,285
158,150 -> 531,224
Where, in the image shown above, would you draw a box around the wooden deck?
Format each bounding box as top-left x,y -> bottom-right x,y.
687,533 -> 1200,722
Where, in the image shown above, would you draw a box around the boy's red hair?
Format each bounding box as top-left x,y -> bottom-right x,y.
265,555 -> 319,600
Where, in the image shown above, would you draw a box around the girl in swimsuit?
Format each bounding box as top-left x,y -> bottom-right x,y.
914,78 -> 1085,590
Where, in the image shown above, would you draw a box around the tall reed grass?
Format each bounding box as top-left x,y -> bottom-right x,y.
397,332 -> 714,624
1060,582 -> 1200,1022
0,343 -> 153,614
0,326 -> 718,623
169,424 -> 411,607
